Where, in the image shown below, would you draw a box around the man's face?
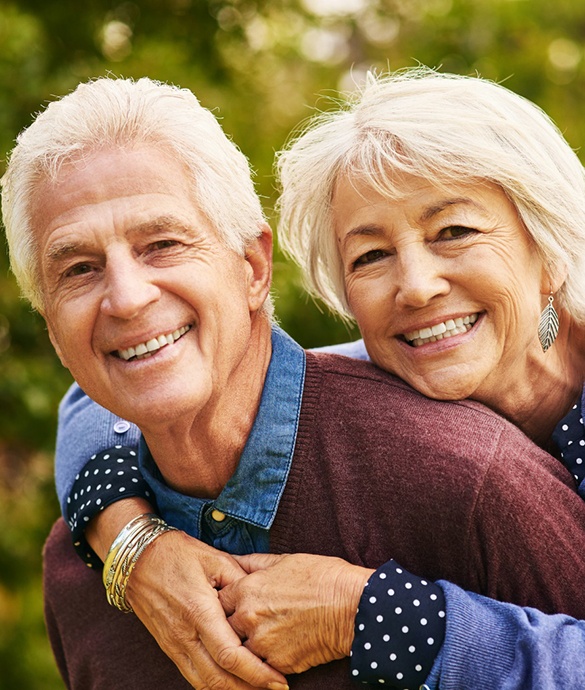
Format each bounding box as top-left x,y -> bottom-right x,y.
33,146 -> 271,432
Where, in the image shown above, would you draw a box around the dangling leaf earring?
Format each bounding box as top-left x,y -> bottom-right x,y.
538,289 -> 559,352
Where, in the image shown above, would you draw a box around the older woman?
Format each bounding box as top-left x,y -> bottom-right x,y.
45,69 -> 585,689
274,67 -> 585,687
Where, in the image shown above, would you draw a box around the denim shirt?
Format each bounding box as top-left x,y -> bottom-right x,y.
55,325 -> 306,555
139,326 -> 306,553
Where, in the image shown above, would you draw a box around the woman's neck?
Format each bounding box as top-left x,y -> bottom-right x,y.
481,317 -> 585,447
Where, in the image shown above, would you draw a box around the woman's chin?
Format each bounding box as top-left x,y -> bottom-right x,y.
404,373 -> 480,403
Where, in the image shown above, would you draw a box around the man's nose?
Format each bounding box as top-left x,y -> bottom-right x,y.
100,257 -> 161,319
394,246 -> 450,309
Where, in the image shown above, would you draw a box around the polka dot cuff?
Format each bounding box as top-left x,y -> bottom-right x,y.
351,559 -> 446,688
66,446 -> 154,568
553,400 -> 585,488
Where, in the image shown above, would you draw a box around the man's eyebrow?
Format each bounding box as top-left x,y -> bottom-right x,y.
46,242 -> 83,263
46,215 -> 194,263
130,215 -> 193,236
419,197 -> 481,222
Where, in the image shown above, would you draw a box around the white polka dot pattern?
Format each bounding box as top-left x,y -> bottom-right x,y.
67,446 -> 151,567
553,399 -> 585,491
351,560 -> 445,687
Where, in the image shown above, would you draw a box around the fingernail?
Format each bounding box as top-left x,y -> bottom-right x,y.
268,684 -> 289,690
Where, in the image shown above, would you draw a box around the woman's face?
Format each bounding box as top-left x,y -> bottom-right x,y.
333,173 -> 548,404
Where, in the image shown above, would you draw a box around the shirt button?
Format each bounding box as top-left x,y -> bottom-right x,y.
211,509 -> 226,522
114,420 -> 131,433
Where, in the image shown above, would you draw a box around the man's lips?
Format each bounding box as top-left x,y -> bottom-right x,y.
114,325 -> 191,361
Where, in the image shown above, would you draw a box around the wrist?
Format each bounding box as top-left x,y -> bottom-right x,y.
86,497 -> 155,560
330,562 -> 375,657
102,512 -> 178,612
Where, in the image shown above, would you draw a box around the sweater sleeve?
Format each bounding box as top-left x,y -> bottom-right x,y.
55,382 -> 141,517
423,580 -> 585,690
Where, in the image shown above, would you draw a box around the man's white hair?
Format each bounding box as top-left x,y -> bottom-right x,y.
277,67 -> 585,324
2,76 -> 272,315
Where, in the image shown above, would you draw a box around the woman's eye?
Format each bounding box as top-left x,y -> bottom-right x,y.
353,249 -> 387,268
440,225 -> 475,239
151,239 -> 179,251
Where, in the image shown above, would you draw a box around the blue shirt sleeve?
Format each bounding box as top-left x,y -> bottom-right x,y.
312,339 -> 370,360
55,382 -> 141,517
424,580 -> 585,690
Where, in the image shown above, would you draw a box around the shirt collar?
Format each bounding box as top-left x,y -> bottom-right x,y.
139,325 -> 305,535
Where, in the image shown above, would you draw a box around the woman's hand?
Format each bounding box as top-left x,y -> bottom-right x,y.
88,500 -> 288,690
219,553 -> 374,675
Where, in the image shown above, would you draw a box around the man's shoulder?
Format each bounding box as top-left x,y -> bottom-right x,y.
306,350 -> 494,413
303,350 -> 537,448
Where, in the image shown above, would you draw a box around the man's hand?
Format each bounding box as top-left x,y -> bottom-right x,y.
126,530 -> 289,690
219,553 -> 374,675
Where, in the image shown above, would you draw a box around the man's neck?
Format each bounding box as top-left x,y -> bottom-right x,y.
142,317 -> 273,498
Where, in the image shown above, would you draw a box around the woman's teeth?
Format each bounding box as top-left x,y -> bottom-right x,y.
405,314 -> 478,347
118,325 -> 191,361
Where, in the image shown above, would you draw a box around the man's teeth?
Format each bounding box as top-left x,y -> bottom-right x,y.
404,314 -> 478,347
118,325 -> 191,361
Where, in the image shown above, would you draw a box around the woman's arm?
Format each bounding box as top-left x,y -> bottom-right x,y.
424,581 -> 585,690
55,382 -> 141,516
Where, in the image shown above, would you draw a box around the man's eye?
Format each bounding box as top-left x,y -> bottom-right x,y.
353,249 -> 387,268
440,225 -> 475,239
65,263 -> 93,277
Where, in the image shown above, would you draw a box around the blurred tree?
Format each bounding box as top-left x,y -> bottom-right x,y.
2,0 -> 585,687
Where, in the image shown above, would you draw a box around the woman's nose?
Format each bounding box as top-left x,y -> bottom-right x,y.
394,246 -> 450,309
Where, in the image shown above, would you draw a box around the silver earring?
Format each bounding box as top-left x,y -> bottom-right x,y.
538,292 -> 559,352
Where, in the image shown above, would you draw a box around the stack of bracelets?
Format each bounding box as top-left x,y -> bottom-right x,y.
102,513 -> 178,612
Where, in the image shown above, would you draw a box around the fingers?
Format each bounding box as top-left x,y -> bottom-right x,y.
135,589 -> 287,690
198,628 -> 287,689
186,632 -> 287,690
127,533 -> 288,689
232,553 -> 286,574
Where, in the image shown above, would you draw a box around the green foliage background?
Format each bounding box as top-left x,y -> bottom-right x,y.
1,0 -> 585,687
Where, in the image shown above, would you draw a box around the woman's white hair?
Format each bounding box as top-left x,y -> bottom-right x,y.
277,67 -> 585,324
2,76 -> 272,315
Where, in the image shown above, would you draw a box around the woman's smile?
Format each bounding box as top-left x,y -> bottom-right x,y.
402,313 -> 479,347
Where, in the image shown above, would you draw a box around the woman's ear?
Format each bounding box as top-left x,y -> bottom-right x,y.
244,223 -> 273,313
541,260 -> 568,295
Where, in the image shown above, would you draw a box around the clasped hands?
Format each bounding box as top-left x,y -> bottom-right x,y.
126,530 -> 373,689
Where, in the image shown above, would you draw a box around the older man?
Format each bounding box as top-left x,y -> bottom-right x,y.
5,77 -> 585,690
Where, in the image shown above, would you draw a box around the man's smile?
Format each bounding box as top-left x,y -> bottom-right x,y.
114,324 -> 191,361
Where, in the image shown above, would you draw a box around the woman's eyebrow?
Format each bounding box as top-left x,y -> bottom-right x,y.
419,197 -> 481,222
340,223 -> 385,247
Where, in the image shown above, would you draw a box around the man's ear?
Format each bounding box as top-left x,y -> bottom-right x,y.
244,223 -> 273,313
43,316 -> 68,368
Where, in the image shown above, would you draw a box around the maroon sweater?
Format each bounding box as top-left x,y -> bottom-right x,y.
44,353 -> 585,689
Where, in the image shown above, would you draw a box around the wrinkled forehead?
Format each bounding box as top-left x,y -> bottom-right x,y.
30,145 -> 203,228
330,167 -> 492,209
